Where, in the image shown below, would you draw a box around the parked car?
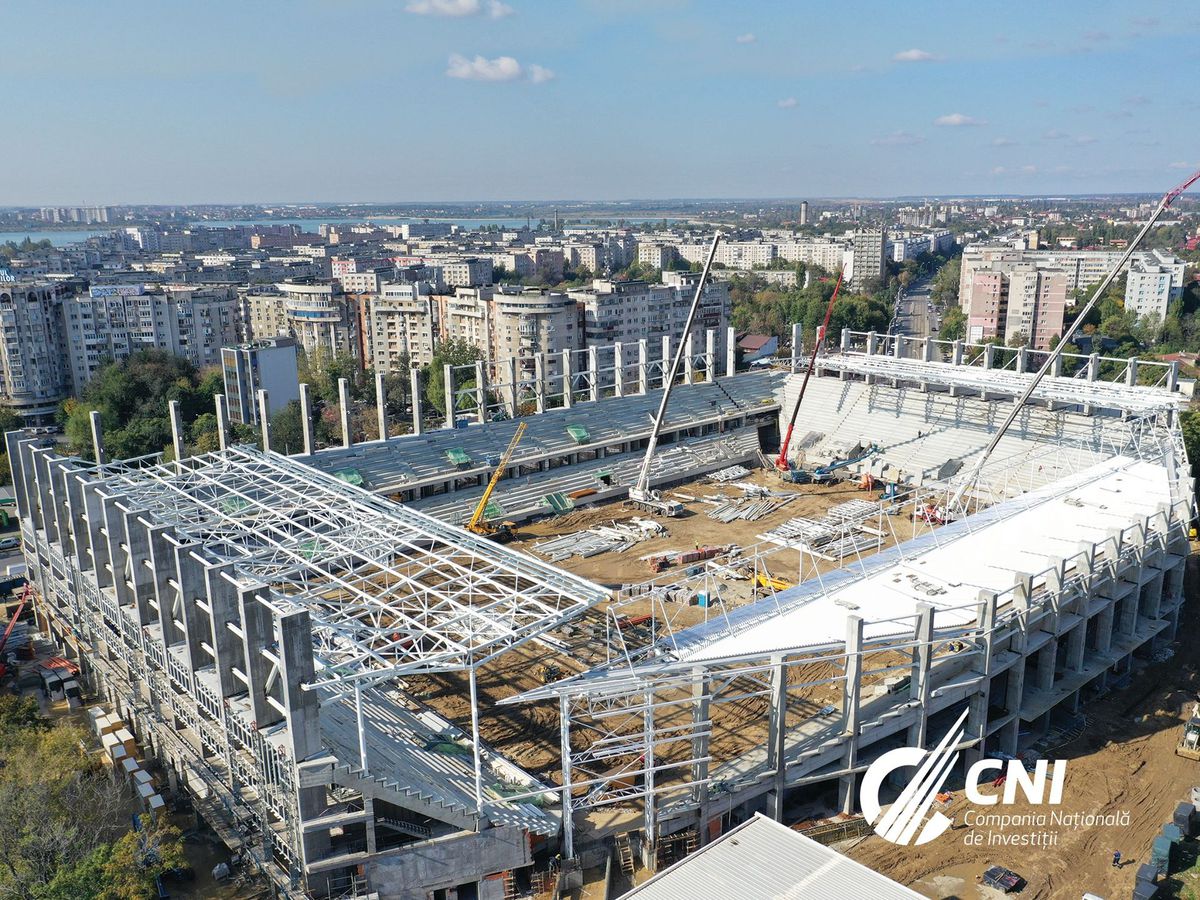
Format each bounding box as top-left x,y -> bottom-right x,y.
980,866 -> 1025,893
0,537 -> 20,551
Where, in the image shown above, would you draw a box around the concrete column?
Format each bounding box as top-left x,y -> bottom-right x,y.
561,350 -> 573,409
638,339 -> 649,394
705,328 -> 716,381
173,546 -> 208,673
839,616 -> 863,814
684,333 -> 695,385
375,372 -> 388,440
907,603 -> 935,749
89,410 -> 107,464
1087,353 -> 1100,382
278,610 -> 325,823
690,670 -> 712,843
147,526 -> 182,647
614,342 -> 625,397
892,334 -> 904,359
765,655 -> 787,821
1168,360 -> 1179,392
82,483 -> 112,588
257,389 -> 271,452
983,343 -> 994,370
1016,347 -> 1028,375
866,331 -> 878,356
505,356 -> 519,418
335,378 -> 352,446
122,510 -> 155,626
661,335 -> 671,388
410,368 -> 424,436
205,564 -> 243,698
214,394 -> 230,451
101,495 -> 132,607
475,359 -> 487,424
1126,357 -> 1139,387
791,322 -> 803,373
1051,353 -> 1064,378
1036,642 -> 1055,694
588,346 -> 599,402
952,340 -> 963,366
238,585 -> 280,729
922,336 -> 933,362
840,328 -> 850,352
534,354 -> 546,414
725,326 -> 736,377
965,591 -> 997,766
299,383 -> 315,455
442,363 -> 455,428
168,400 -> 186,463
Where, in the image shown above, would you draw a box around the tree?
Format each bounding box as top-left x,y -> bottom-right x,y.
940,306 -> 966,342
270,401 -> 305,454
1182,407 -> 1200,478
424,338 -> 483,418
99,816 -> 186,900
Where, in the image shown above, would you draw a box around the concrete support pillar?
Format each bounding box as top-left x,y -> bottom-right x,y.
866,331 -> 878,356
765,655 -> 788,821
965,591 -> 997,767
205,564 -> 243,698
684,332 -> 695,385
1087,353 -> 1100,382
475,360 -> 487,424
638,339 -> 649,394
101,495 -> 132,607
892,334 -> 904,359
791,322 -> 803,373
257,389 -> 271,452
661,335 -> 671,388
922,336 -> 934,362
82,484 -> 112,588
410,368 -> 424,436
983,343 -> 994,370
534,354 -> 546,414
1036,641 -> 1056,694
1001,575 -> 1032,755
168,400 -> 186,463
122,510 -> 154,626
505,356 -> 519,418
1168,360 -> 1179,392
952,340 -> 964,366
561,350 -> 573,409
705,328 -> 716,381
90,410 -> 107,464
1051,353 -> 1064,378
375,372 -> 388,440
840,328 -> 850,352
614,342 -> 625,397
238,585 -> 279,728
558,695 -> 574,860
839,616 -> 863,814
337,378 -> 352,447
907,603 -> 935,749
443,363 -> 455,429
1016,347 -> 1028,375
214,394 -> 230,451
588,346 -> 599,402
1126,357 -> 1139,387
173,546 -> 208,673
725,326 -> 736,378
299,384 -> 315,455
690,669 -> 712,844
147,526 -> 181,647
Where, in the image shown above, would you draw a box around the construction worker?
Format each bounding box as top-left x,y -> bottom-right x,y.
1112,850 -> 1122,868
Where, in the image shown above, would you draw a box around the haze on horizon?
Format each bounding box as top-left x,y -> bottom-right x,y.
5,0 -> 1198,206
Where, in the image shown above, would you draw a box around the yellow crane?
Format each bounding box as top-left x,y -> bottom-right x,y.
466,421 -> 527,541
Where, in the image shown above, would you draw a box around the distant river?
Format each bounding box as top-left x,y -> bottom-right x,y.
1,214 -> 672,247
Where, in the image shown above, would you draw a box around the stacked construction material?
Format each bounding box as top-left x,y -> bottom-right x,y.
707,465 -> 751,483
534,518 -> 667,562
759,500 -> 885,560
705,492 -> 795,523
646,545 -> 728,574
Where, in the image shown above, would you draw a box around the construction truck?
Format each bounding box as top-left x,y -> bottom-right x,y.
1178,703 -> 1200,760
754,572 -> 792,593
627,233 -> 721,518
465,422 -> 526,542
781,444 -> 880,486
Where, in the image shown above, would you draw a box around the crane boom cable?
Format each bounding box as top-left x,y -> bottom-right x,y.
948,165 -> 1200,511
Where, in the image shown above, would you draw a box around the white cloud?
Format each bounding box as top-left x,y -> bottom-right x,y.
446,53 -> 552,83
407,0 -> 513,18
990,164 -> 1038,176
777,97 -> 798,109
870,130 -> 924,147
992,137 -> 1018,147
1074,135 -> 1098,145
1170,161 -> 1199,170
893,48 -> 936,62
735,33 -> 756,44
1042,128 -> 1070,140
934,112 -> 985,127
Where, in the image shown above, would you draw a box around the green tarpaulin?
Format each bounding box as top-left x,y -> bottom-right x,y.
332,468 -> 364,487
446,448 -> 471,466
566,424 -> 590,444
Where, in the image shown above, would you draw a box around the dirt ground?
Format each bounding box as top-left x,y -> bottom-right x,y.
849,555 -> 1200,900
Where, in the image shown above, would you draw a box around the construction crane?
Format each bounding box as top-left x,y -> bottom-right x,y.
465,421 -> 527,541
628,232 -> 722,516
776,266 -> 847,472
948,164 -> 1200,513
0,582 -> 32,680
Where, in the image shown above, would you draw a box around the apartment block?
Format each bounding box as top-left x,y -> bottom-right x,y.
0,280 -> 70,421
364,282 -> 438,372
221,336 -> 301,425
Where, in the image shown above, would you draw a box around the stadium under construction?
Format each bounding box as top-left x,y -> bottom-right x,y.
6,328 -> 1195,899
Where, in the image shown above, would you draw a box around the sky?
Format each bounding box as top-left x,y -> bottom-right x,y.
4,0 -> 1199,204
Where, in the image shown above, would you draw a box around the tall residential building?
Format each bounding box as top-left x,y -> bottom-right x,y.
489,287 -> 579,379
850,226 -> 887,289
1126,250 -> 1187,319
0,280 -> 70,422
364,282 -> 438,372
777,238 -> 851,273
799,201 -> 809,226
274,281 -> 359,359
63,284 -> 239,392
221,337 -> 301,425
964,262 -> 1067,349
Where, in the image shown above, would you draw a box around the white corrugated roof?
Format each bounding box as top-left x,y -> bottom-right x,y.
621,813 -> 921,900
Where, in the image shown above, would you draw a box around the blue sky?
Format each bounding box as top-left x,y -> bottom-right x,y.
4,0 -> 1198,204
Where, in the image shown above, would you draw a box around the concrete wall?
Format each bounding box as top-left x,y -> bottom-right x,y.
368,826 -> 530,900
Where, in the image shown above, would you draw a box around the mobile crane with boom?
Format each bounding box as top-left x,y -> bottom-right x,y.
465,421 -> 526,541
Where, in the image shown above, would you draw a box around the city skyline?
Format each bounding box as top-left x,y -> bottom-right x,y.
5,0 -> 1198,204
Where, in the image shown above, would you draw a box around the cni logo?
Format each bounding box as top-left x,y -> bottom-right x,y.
860,708 -> 1066,845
